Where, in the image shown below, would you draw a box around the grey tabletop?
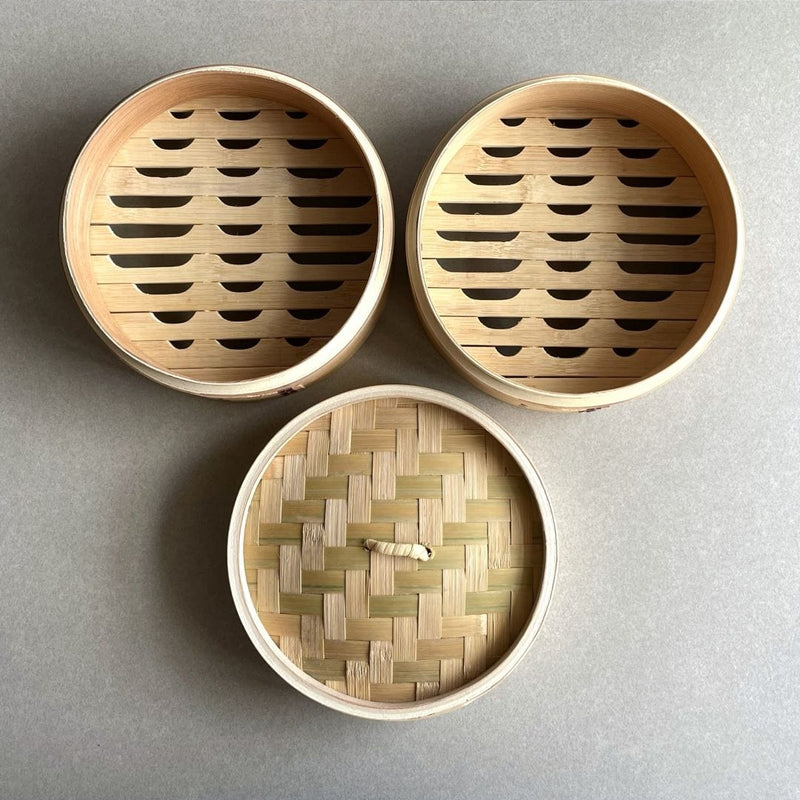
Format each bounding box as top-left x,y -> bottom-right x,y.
1,1 -> 798,798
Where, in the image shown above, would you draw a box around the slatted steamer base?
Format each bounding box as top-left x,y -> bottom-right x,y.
235,389 -> 552,712
408,76 -> 741,410
63,67 -> 391,397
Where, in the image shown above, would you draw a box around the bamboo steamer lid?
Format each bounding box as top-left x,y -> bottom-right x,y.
406,75 -> 743,411
62,66 -> 393,399
228,385 -> 556,719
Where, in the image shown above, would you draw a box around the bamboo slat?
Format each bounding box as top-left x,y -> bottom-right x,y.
423,202 -> 714,235
111,137 -> 360,168
421,232 -> 714,262
427,288 -> 707,319
464,347 -> 671,377
422,260 -> 714,291
98,281 -> 366,313
464,117 -> 670,147
91,253 -> 372,284
445,145 -> 692,176
440,317 -> 694,348
91,195 -> 377,225
98,166 -> 373,197
427,174 -> 707,205
90,225 -> 376,255
113,308 -> 350,341
133,109 -> 336,139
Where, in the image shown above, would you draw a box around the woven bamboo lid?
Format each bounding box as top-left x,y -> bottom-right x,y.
228,385 -> 556,719
62,66 -> 393,399
407,75 -> 742,411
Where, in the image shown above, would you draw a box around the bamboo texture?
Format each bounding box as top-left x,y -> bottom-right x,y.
406,76 -> 742,410
62,66 -> 393,399
92,105 -> 373,380
241,396 -> 545,704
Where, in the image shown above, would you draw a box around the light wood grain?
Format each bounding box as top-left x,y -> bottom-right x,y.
91,253 -> 372,284
111,137 -> 361,168
424,202 -> 714,235
234,388 -> 554,716
428,174 -> 707,205
422,260 -> 714,291
427,288 -> 707,318
407,75 -> 742,409
445,145 -> 692,176
62,66 -> 393,397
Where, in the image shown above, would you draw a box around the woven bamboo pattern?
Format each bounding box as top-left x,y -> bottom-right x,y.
88,90 -> 377,382
417,86 -> 717,395
242,398 -> 544,703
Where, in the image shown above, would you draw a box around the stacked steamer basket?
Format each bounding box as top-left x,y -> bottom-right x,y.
62,66 -> 393,399
407,75 -> 742,411
228,386 -> 556,720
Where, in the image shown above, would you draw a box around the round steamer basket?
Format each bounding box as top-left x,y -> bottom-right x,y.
228,385 -> 556,719
407,75 -> 743,411
62,66 -> 393,400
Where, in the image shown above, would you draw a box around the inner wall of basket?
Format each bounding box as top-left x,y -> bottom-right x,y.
420,81 -> 737,394
66,72 -> 378,383
242,399 -> 546,704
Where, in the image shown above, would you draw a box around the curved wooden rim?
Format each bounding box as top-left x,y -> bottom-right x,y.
227,385 -> 558,719
406,74 -> 743,411
62,65 -> 394,400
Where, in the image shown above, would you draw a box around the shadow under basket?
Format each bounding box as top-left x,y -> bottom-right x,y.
62,65 -> 393,400
406,75 -> 743,411
227,385 -> 556,719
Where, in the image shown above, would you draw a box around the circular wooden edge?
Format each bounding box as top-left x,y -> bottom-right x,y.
406,74 -> 744,412
227,384 -> 558,719
61,64 -> 394,401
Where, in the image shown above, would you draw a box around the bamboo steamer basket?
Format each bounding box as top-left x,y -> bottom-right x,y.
228,385 -> 556,719
406,75 -> 743,411
62,66 -> 393,399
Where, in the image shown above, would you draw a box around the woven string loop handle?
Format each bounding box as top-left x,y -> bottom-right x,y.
364,539 -> 435,562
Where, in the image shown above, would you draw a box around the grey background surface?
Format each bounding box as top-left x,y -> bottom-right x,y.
1,1 -> 798,798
